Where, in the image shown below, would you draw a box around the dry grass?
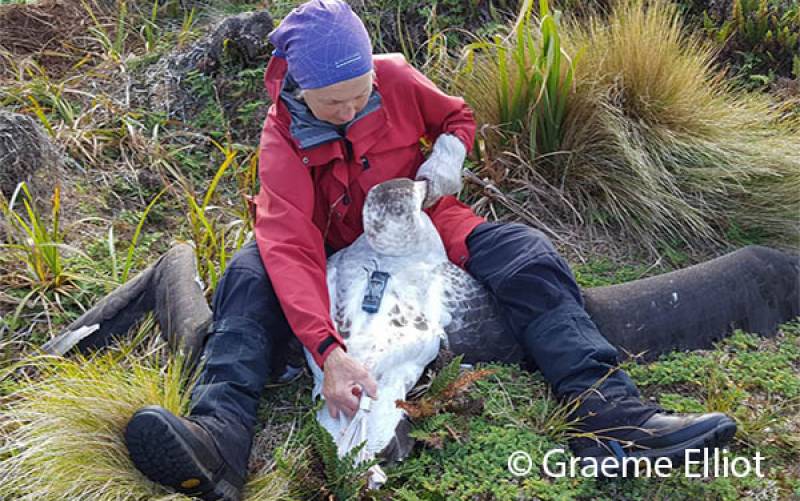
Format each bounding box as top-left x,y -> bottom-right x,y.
0,334 -> 191,499
556,0 -> 800,249
0,328 -> 297,501
0,0 -> 119,79
453,0 -> 800,253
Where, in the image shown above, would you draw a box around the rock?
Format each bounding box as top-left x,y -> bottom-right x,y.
170,10 -> 274,76
0,110 -> 64,200
773,77 -> 800,100
130,10 -> 274,144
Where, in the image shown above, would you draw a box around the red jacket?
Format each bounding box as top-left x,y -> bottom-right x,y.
254,53 -> 486,368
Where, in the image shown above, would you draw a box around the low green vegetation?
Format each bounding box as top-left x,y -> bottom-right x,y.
2,318 -> 797,499
380,322 -> 800,499
701,0 -> 800,88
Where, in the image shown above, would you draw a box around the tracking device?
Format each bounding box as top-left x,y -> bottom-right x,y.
362,271 -> 390,313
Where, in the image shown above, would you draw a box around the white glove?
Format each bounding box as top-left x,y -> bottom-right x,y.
415,133 -> 466,208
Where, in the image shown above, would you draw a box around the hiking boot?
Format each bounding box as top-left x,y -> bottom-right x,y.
572,411 -> 737,464
125,405 -> 244,501
42,243 -> 211,361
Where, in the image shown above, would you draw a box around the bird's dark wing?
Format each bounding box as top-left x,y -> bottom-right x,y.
435,262 -> 523,364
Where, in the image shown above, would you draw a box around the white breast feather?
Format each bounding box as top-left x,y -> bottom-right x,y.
305,214 -> 448,461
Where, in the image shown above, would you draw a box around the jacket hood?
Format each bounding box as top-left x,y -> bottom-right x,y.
264,53 -> 290,104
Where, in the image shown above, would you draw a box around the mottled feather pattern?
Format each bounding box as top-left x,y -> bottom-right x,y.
434,262 -> 518,363
304,179 -> 514,465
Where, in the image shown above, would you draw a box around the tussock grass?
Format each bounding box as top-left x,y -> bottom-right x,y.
0,333 -> 295,500
0,335 -> 192,500
455,0 -> 800,251
556,0 -> 800,249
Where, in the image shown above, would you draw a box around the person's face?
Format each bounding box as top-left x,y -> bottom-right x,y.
301,71 -> 374,125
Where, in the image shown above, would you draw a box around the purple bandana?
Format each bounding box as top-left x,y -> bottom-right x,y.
269,0 -> 373,89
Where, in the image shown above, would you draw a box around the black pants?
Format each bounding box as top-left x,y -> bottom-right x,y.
187,241 -> 292,475
466,222 -> 641,400
465,223 -> 657,433
189,223 -> 656,473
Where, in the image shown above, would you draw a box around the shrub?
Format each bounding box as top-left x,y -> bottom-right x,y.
703,0 -> 800,86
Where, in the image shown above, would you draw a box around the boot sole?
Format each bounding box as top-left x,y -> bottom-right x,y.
580,415 -> 738,469
124,407 -> 241,501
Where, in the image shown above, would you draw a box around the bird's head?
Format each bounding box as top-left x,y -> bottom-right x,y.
363,179 -> 431,256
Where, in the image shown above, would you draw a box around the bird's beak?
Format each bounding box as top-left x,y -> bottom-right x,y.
359,394 -> 373,412
413,180 -> 428,210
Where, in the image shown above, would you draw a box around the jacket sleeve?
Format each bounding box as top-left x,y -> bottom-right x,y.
395,57 -> 485,268
253,123 -> 345,368
404,61 -> 477,153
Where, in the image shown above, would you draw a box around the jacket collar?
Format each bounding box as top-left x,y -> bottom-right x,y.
280,73 -> 382,150
264,54 -> 389,161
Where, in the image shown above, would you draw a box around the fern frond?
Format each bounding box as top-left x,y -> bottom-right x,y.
427,354 -> 464,397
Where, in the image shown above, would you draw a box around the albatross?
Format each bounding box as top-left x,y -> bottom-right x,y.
308,178 -> 509,485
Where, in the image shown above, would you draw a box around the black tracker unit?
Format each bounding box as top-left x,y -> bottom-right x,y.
362,271 -> 390,313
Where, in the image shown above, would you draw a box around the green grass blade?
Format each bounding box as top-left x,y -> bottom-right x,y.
121,187 -> 166,284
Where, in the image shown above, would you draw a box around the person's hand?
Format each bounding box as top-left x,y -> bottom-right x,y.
322,346 -> 378,419
415,134 -> 467,208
